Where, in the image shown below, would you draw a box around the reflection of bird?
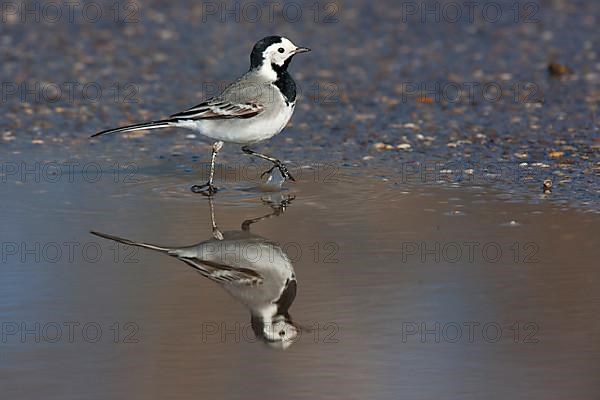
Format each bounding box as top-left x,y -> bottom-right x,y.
91,196 -> 300,349
91,36 -> 310,195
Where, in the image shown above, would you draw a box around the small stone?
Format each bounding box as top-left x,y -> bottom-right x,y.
541,31 -> 554,41
548,151 -> 564,158
548,62 -> 572,77
417,96 -> 434,104
153,53 -> 168,63
355,113 -> 376,121
396,143 -> 412,151
445,210 -> 466,216
158,29 -> 176,40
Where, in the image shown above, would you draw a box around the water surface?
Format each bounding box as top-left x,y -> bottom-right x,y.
1,164 -> 598,399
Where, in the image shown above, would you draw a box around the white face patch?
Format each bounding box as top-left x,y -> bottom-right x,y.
263,319 -> 299,344
263,37 -> 298,67
253,36 -> 308,82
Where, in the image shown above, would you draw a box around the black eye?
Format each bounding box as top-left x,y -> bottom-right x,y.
279,330 -> 285,336
278,48 -> 285,53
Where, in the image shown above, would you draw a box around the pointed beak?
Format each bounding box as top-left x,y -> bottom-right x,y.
293,47 -> 311,54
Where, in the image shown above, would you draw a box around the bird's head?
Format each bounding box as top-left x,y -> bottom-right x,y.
250,36 -> 310,80
251,314 -> 300,350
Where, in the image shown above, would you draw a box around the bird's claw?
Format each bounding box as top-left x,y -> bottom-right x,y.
262,195 -> 295,214
261,163 -> 295,182
212,227 -> 224,240
191,183 -> 218,196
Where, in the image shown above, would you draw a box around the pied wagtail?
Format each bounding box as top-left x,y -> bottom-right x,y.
91,36 -> 310,195
91,196 -> 300,349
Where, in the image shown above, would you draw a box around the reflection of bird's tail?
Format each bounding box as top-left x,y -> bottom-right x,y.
91,230 -> 263,285
90,231 -> 170,253
91,119 -> 178,138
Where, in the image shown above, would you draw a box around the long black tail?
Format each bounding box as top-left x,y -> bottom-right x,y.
90,231 -> 171,253
91,119 -> 178,138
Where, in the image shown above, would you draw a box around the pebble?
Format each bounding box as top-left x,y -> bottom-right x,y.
445,210 -> 466,216
374,142 -> 394,151
548,151 -> 564,158
504,220 -> 521,227
548,62 -> 573,77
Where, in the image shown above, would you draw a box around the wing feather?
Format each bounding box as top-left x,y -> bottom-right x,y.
178,257 -> 264,286
170,99 -> 263,120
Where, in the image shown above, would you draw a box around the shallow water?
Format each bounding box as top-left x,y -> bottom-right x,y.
2,0 -> 600,397
1,161 -> 599,399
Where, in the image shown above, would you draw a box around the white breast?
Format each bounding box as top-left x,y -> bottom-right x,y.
261,101 -> 295,140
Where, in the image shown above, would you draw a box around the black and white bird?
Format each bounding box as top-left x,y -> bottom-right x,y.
91,197 -> 300,349
91,36 -> 310,195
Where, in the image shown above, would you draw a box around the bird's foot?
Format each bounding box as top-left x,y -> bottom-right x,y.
212,227 -> 224,240
261,162 -> 295,182
262,195 -> 295,215
191,182 -> 218,196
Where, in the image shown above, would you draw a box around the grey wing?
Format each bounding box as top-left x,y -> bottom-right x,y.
170,77 -> 267,120
174,255 -> 264,286
170,98 -> 263,120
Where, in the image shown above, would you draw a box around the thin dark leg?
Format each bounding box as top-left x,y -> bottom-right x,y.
241,195 -> 295,231
191,141 -> 223,195
241,146 -> 295,182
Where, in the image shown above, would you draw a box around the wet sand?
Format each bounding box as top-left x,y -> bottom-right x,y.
1,0 -> 599,206
1,0 -> 600,398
